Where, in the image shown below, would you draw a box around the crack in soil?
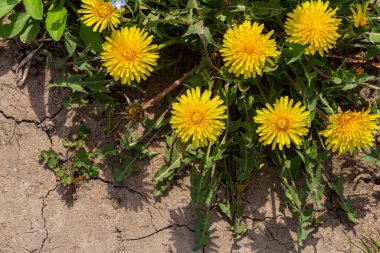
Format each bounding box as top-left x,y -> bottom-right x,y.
335,209 -> 353,252
96,177 -> 158,210
147,207 -> 157,231
5,121 -> 16,145
39,183 -> 59,252
0,107 -> 63,126
120,225 -> 173,241
119,224 -> 194,241
243,214 -> 294,252
264,224 -> 289,247
15,137 -> 21,171
43,129 -> 53,145
0,108 -> 63,145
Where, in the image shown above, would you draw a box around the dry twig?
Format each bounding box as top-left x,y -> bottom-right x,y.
143,68 -> 195,109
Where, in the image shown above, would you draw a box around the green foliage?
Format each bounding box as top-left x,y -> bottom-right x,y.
279,145 -> 325,245
191,145 -> 223,248
23,0 -> 43,20
45,6 -> 68,41
0,0 -> 70,41
4,0 -> 379,249
0,0 -> 22,19
327,178 -> 358,224
361,148 -> 380,167
19,19 -> 40,42
0,12 -> 30,38
79,23 -> 103,53
153,135 -> 191,197
348,230 -> 380,253
39,125 -> 99,186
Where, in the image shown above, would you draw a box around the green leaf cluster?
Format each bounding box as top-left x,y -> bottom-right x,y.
39,125 -> 99,186
5,0 -> 378,248
348,230 -> 380,253
0,0 -> 68,42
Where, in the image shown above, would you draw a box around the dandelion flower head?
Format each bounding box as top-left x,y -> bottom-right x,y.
320,108 -> 380,155
351,2 -> 369,28
220,21 -> 280,79
284,0 -> 341,55
127,104 -> 145,123
78,0 -> 121,32
101,26 -> 159,85
254,96 -> 310,150
170,87 -> 227,147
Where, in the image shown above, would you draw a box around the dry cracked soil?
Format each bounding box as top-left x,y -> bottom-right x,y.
0,39 -> 379,253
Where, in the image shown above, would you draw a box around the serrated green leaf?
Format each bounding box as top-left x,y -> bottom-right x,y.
115,160 -> 138,182
55,169 -> 65,178
47,158 -> 58,169
331,77 -> 342,84
50,81 -> 86,92
368,33 -> 380,43
297,204 -> 314,246
89,165 -> 99,178
218,203 -> 232,219
357,73 -> 376,83
153,157 -> 181,183
342,82 -> 359,90
95,143 -> 118,160
335,178 -> 344,196
62,176 -> 74,185
191,167 -> 209,207
339,198 -> 357,223
205,174 -> 220,208
286,43 -> 308,64
183,20 -> 214,45
63,30 -> 78,56
23,0 -> 43,20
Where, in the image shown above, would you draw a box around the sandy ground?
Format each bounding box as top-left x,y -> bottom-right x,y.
0,40 -> 379,253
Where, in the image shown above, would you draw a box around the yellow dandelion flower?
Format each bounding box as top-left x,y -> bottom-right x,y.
320,108 -> 380,155
101,27 -> 159,85
351,2 -> 369,28
78,0 -> 121,32
170,87 -> 227,147
284,0 -> 341,56
220,20 -> 280,79
254,96 -> 310,150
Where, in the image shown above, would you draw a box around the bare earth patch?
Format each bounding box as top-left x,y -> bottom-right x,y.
0,40 -> 379,253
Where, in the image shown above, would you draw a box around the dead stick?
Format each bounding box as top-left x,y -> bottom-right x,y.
199,20 -> 219,72
312,66 -> 331,79
325,54 -> 367,63
143,68 -> 195,109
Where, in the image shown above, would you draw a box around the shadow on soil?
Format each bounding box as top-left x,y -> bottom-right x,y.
3,39 -> 379,252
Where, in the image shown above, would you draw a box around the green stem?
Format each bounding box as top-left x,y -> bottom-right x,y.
256,81 -> 268,104
362,82 -> 380,90
219,83 -> 230,146
243,94 -> 253,147
157,39 -> 182,50
65,1 -> 81,19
